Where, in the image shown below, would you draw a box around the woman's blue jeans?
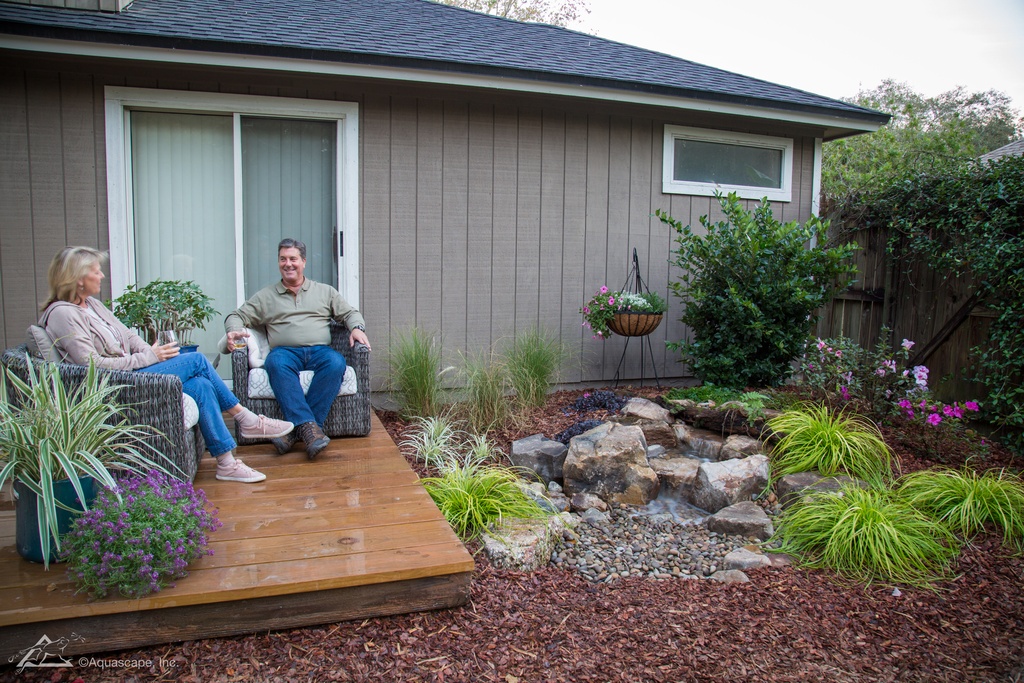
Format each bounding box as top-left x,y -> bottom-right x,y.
138,352 -> 239,457
264,345 -> 346,428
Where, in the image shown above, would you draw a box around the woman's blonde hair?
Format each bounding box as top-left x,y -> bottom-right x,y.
45,246 -> 108,308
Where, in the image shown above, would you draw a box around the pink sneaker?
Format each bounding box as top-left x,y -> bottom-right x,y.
216,458 -> 266,483
239,415 -> 294,440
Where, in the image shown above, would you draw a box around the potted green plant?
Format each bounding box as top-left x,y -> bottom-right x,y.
580,287 -> 667,339
0,355 -> 169,568
110,279 -> 218,351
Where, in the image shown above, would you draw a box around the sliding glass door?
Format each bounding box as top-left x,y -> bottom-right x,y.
129,112 -> 339,375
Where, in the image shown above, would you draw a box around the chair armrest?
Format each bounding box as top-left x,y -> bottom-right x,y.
231,347 -> 251,399
329,322 -> 370,366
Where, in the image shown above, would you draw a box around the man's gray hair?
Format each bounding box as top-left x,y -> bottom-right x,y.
278,238 -> 306,260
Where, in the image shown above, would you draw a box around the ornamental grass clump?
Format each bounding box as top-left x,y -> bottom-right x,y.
420,433 -> 550,540
458,351 -> 513,434
898,468 -> 1024,553
399,416 -> 463,470
422,460 -> 551,541
771,485 -> 960,587
505,328 -> 565,409
767,404 -> 895,486
61,470 -> 220,599
388,327 -> 449,418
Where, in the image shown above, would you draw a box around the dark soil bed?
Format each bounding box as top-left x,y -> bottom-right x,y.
6,387 -> 1023,683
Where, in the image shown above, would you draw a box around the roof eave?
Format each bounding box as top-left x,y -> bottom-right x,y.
0,26 -> 890,137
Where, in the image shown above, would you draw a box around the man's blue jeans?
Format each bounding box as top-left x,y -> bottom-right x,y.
137,352 -> 239,457
264,345 -> 346,428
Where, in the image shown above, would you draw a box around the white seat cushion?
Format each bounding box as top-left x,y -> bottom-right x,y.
248,365 -> 357,400
182,393 -> 200,429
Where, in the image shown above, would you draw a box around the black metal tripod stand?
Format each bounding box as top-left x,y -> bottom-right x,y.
611,248 -> 662,389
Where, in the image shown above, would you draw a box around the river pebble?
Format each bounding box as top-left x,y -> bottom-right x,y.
552,501 -> 778,582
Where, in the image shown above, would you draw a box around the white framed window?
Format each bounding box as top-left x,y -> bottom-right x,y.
662,125 -> 793,202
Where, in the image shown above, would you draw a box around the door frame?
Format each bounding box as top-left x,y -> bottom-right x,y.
103,86 -> 360,307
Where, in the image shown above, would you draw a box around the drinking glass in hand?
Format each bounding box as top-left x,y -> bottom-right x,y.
157,330 -> 178,347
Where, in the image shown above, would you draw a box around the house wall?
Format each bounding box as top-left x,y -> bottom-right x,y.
0,52 -> 823,388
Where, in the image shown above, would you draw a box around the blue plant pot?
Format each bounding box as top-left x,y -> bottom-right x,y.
15,476 -> 96,565
179,345 -> 199,354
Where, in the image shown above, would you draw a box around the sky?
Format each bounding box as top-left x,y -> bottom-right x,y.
572,0 -> 1024,114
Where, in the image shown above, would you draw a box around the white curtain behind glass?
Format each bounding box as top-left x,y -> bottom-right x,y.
130,111 -> 235,372
241,117 -> 337,297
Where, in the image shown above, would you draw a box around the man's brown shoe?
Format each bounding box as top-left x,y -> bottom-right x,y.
298,421 -> 330,460
270,429 -> 299,455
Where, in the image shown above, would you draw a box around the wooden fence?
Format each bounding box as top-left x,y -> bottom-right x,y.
814,222 -> 994,404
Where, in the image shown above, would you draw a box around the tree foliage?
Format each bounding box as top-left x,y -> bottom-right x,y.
823,80 -> 1023,210
659,193 -> 858,388
433,0 -> 588,25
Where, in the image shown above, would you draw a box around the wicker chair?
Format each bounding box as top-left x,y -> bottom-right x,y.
231,322 -> 371,445
1,346 -> 206,481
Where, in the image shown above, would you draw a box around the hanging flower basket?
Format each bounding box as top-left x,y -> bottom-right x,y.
608,312 -> 663,337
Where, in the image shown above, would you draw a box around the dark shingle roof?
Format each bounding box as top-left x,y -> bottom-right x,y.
0,0 -> 888,126
979,139 -> 1024,161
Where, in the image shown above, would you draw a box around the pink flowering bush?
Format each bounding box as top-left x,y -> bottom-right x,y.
61,470 -> 221,599
799,329 -> 929,419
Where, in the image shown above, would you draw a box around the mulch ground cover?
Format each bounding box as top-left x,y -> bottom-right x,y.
5,387 -> 1023,683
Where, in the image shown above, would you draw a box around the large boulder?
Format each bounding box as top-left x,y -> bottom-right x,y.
637,421 -> 678,449
620,397 -> 671,423
649,455 -> 702,499
720,434 -> 763,461
510,433 -> 568,484
481,513 -> 573,571
691,454 -> 770,513
775,471 -> 872,509
706,501 -> 774,540
563,423 -> 660,506
680,428 -> 726,460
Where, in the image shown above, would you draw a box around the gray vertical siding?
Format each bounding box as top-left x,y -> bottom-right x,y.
0,58 -> 820,389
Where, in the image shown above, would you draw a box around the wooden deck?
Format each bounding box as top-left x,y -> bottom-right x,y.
0,414 -> 474,660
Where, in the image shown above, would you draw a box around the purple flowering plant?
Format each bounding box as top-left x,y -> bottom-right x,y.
896,398 -> 984,459
580,286 -> 666,339
61,470 -> 221,599
898,398 -> 981,427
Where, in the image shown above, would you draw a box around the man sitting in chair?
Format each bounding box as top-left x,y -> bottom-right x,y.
225,238 -> 372,460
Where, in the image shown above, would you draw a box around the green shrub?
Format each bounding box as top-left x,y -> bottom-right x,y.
505,328 -> 564,409
898,468 -> 1024,553
767,404 -> 895,485
658,192 -> 857,387
422,461 -> 550,540
664,385 -> 743,405
387,328 -> 448,418
459,352 -> 513,434
772,486 -> 960,586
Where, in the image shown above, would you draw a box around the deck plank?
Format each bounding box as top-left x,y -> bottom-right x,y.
0,413 -> 474,658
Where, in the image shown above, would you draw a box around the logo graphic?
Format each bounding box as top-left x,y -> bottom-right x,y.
9,633 -> 85,673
